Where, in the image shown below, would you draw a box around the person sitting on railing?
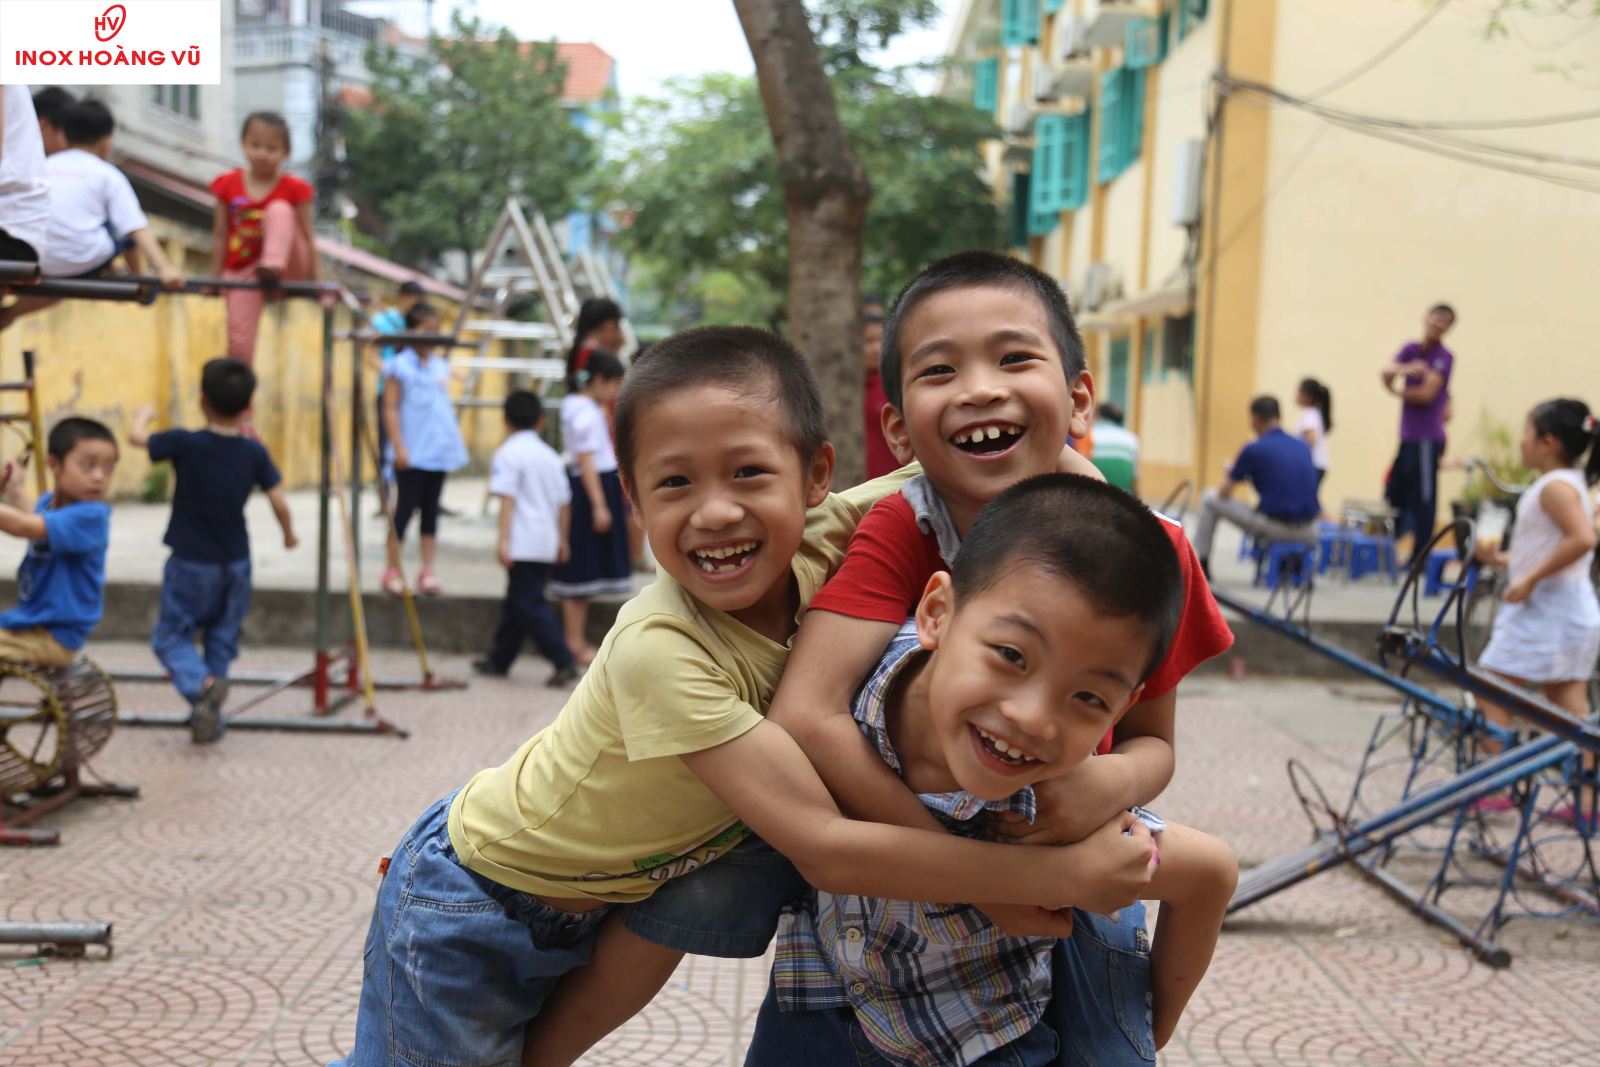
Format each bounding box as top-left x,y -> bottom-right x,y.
1190,395 -> 1321,579
0,87 -> 50,270
0,100 -> 184,332
209,111 -> 324,362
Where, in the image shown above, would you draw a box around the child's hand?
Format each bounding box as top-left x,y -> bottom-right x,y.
593,506 -> 613,534
993,758 -> 1126,846
557,539 -> 570,565
497,543 -> 513,570
284,530 -> 299,550
1054,811 -> 1158,915
133,403 -> 156,424
974,901 -> 1077,939
394,448 -> 410,472
1505,576 -> 1535,604
159,267 -> 184,290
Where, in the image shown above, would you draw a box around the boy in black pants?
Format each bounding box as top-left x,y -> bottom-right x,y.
472,391 -> 579,686
131,359 -> 298,742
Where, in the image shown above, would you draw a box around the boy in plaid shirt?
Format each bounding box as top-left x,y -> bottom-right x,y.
749,476 -> 1234,1066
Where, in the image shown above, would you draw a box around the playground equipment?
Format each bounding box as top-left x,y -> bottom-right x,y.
0,268 -> 459,736
1224,519 -> 1599,966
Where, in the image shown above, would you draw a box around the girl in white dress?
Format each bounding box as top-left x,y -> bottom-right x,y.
1295,377 -> 1332,490
1475,399 -> 1600,820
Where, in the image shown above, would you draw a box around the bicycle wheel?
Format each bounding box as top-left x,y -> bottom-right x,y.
1462,571 -> 1501,665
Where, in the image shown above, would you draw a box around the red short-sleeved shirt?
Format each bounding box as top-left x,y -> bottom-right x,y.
209,170 -> 314,271
809,492 -> 1233,753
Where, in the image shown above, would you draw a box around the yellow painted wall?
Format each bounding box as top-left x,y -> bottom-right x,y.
1251,0 -> 1600,515
0,296 -> 501,499
1144,12 -> 1218,292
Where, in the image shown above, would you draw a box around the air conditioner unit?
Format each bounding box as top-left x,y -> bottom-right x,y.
1171,138 -> 1204,227
1084,262 -> 1117,311
1055,15 -> 1089,62
1006,102 -> 1035,136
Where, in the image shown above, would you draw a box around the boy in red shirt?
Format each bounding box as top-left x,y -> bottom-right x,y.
209,111 -> 322,362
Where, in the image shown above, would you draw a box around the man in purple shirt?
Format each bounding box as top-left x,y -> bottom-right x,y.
1381,303 -> 1455,562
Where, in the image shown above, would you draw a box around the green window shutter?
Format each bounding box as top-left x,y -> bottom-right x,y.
973,57 -> 1000,112
1060,112 -> 1088,209
1124,68 -> 1146,167
1010,171 -> 1032,247
1191,0 -> 1210,18
1109,336 -> 1131,407
1030,114 -> 1066,214
1125,14 -> 1168,69
1096,70 -> 1122,183
1001,0 -> 1040,47
1044,0 -> 1066,12
1028,204 -> 1059,238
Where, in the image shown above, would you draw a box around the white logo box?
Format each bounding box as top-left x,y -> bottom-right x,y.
1,1 -> 222,85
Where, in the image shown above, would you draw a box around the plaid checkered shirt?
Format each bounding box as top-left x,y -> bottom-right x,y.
771,622 -> 1054,1067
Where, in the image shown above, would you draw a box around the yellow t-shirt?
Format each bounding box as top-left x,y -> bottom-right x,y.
448,468 -> 911,903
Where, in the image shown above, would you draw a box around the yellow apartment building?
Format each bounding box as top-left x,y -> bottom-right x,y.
946,0 -> 1600,513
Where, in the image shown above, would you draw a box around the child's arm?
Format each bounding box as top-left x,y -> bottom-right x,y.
383,383 -> 406,470
266,486 -> 298,549
496,493 -> 514,569
556,503 -> 570,564
127,404 -> 156,448
0,502 -> 46,542
684,718 -> 1159,909
575,452 -> 611,533
128,228 -> 183,289
295,202 -> 322,283
1136,821 -> 1238,1050
1506,479 -> 1597,603
208,201 -> 227,279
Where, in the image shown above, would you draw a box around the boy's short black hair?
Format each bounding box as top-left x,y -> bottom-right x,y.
241,111 -> 291,149
32,88 -> 76,127
504,390 -> 544,431
880,250 -> 1086,409
614,326 -> 826,485
1098,401 -> 1125,426
405,302 -> 440,330
62,100 -> 114,146
48,417 -> 117,461
201,358 -> 257,417
1429,303 -> 1456,322
399,280 -> 425,297
951,473 -> 1182,681
1249,395 -> 1280,423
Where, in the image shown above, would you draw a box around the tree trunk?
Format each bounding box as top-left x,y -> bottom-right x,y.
734,0 -> 871,488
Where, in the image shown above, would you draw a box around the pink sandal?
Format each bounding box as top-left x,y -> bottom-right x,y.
417,570 -> 441,596
381,566 -> 405,597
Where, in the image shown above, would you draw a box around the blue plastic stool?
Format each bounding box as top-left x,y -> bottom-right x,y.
1422,549 -> 1479,597
1316,522 -> 1347,576
1257,541 -> 1317,589
1348,534 -> 1399,583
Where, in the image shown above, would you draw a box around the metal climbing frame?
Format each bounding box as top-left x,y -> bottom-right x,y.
1225,520 -> 1599,966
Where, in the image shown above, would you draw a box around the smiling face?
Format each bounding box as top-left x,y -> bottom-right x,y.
907,564 -> 1152,802
883,285 -> 1092,532
49,438 -> 119,504
625,384 -> 833,640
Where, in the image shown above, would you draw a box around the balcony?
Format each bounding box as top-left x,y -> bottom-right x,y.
233,24 -> 397,83
1082,0 -> 1162,50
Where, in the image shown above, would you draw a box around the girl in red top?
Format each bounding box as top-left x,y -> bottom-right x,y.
209,112 -> 323,363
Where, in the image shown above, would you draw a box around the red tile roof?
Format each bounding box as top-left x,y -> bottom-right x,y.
552,42 -> 615,104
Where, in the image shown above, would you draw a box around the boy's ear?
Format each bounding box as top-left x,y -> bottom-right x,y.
1068,371 -> 1095,442
806,442 -> 836,505
913,572 -> 955,650
882,404 -> 915,466
44,454 -> 63,477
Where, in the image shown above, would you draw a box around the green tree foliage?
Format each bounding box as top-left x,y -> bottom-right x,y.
613,3 -> 1002,328
342,12 -> 598,267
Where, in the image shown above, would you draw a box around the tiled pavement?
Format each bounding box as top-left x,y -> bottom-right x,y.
2,646 -> 1597,1066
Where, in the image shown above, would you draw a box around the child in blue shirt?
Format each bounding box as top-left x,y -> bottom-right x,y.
0,418 -> 118,667
130,359 -> 297,743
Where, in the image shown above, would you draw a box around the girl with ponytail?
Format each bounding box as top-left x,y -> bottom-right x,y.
1295,378 -> 1332,488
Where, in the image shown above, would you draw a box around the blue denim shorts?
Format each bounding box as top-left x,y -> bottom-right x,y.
624,834 -> 808,957
330,793 -> 611,1067
744,903 -> 1153,1067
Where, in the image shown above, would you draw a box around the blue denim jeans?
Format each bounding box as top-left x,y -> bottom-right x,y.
744,905 -> 1153,1067
151,555 -> 252,706
624,835 -> 808,957
331,793 -> 611,1067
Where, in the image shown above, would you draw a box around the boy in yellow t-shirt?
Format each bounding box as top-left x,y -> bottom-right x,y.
332,327 -> 1159,1067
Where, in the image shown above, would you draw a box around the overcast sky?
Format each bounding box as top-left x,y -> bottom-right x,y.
346,0 -> 955,100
